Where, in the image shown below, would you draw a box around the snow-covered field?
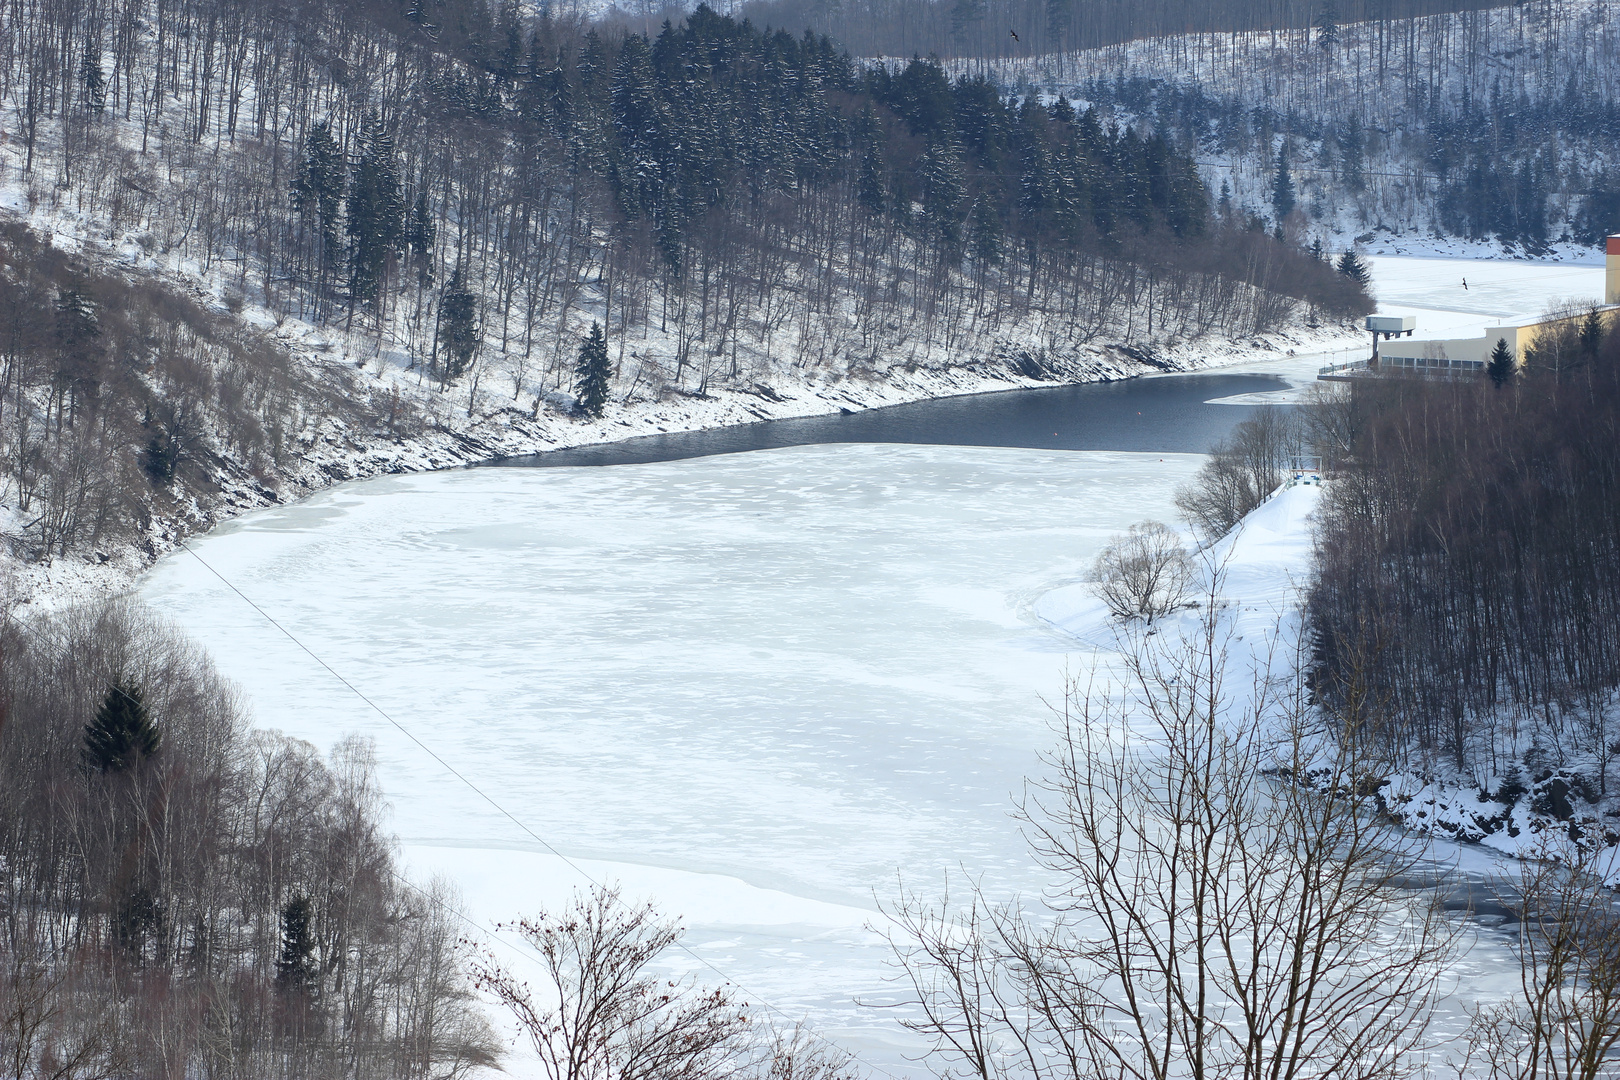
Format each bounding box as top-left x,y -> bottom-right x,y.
130,253 -> 1577,1073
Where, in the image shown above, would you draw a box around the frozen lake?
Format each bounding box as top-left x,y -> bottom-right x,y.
141,445 -> 1205,1068
136,253 -> 1593,1073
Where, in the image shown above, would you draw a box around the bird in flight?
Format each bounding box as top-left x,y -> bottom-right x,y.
1009,28 -> 1019,40
1462,278 -> 1468,290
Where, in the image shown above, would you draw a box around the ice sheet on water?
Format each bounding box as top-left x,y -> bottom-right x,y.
1365,255 -> 1607,337
138,443 -> 1206,1068
139,441 -> 1525,1075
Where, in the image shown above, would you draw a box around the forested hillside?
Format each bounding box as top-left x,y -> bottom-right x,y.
732,0 -> 1500,69
1308,330 -> 1620,803
968,0 -> 1620,255
0,600 -> 498,1078
0,0 -> 1371,569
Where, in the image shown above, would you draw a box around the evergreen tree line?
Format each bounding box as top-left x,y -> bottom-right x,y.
1,0 -> 1366,439
276,3 -> 1367,382
0,599 -> 498,1077
1306,322 -> 1620,786
726,0 -> 1499,67
1030,0 -> 1620,251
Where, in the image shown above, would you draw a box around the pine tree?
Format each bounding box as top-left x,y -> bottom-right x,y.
1310,236 -> 1325,262
276,895 -> 318,996
437,268 -> 480,381
292,121 -> 345,284
1488,337 -> 1515,387
1336,249 -> 1371,286
573,321 -> 611,418
83,678 -> 160,773
1271,147 -> 1296,223
345,116 -> 404,313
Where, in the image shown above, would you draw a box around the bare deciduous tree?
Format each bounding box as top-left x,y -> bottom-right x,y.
884,608 -> 1459,1080
1463,836 -> 1620,1080
1092,520 -> 1194,623
476,885 -> 753,1080
1175,409 -> 1302,539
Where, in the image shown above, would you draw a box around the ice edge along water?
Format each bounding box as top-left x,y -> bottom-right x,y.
133,255 -> 1604,1074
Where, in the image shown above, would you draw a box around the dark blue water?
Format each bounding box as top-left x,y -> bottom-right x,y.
495,372 -> 1283,467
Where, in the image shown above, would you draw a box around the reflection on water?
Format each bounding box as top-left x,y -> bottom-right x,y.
494,372 -> 1286,468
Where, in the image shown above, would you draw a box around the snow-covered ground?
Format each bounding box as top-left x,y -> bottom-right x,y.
125,251 -> 1585,1073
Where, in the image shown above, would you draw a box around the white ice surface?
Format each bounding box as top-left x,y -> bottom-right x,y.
139,444 -> 1207,1071
1363,255 -> 1607,339
137,253 -> 1578,1073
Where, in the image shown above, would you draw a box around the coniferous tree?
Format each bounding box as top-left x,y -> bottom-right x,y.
405,192 -> 437,287
1272,148 -> 1296,223
345,117 -> 404,313
292,121 -> 345,286
277,895 -> 318,996
79,43 -> 105,112
1338,115 -> 1365,191
573,321 -> 611,418
1580,309 -> 1605,358
919,136 -> 967,260
1488,337 -> 1515,387
1314,1 -> 1339,51
437,268 -> 480,382
83,678 -> 160,773
1336,249 -> 1371,286
969,195 -> 1003,267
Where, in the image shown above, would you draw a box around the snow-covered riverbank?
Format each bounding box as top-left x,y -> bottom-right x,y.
24,250 -> 1618,1074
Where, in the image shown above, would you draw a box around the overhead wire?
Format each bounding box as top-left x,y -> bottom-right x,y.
3,591 -> 902,1078
171,539 -> 905,1079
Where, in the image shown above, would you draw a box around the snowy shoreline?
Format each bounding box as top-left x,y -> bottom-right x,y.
1,316 -> 1358,614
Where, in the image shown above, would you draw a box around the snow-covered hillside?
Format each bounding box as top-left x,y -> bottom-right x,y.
964,0 -> 1620,259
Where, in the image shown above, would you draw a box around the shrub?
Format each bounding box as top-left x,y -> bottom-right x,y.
1093,521 -> 1194,622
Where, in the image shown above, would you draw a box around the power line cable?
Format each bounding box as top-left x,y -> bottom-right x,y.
2,600 -> 897,1077
172,539 -> 904,1079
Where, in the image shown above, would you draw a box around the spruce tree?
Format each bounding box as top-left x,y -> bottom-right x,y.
573,322 -> 611,418
1488,337 -> 1515,387
293,121 -> 345,285
1271,149 -> 1296,223
1336,250 -> 1371,286
276,895 -> 318,996
1314,1 -> 1339,51
83,678 -> 160,773
1338,115 -> 1365,191
919,137 -> 967,259
405,191 -> 436,287
345,117 -> 404,312
79,43 -> 106,112
437,268 -> 480,382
